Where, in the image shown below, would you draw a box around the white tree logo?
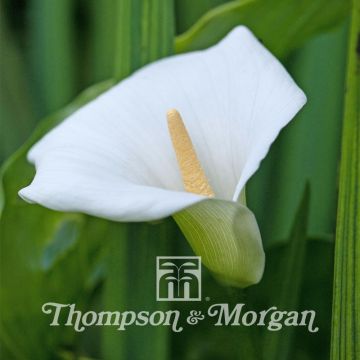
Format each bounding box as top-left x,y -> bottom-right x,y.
156,256 -> 201,301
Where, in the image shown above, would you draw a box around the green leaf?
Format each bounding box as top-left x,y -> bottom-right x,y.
175,0 -> 231,33
173,199 -> 265,287
247,186 -> 336,359
175,0 -> 350,58
248,236 -> 334,360
264,185 -> 310,360
331,1 -> 360,358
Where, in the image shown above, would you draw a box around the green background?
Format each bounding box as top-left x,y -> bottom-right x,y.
0,0 -> 358,359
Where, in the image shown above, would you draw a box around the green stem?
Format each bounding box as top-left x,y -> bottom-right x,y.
113,0 -> 174,81
88,0 -> 117,83
29,0 -> 77,115
103,221 -> 175,360
331,0 -> 360,358
102,223 -> 128,360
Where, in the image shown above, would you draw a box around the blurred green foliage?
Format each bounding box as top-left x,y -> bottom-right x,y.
175,0 -> 350,57
0,0 -> 354,359
248,24 -> 348,245
0,4 -> 36,164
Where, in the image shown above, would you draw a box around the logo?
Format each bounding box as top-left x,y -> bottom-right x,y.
156,256 -> 201,301
42,259 -> 319,333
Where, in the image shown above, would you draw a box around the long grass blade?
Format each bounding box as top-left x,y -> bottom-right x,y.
331,0 -> 360,358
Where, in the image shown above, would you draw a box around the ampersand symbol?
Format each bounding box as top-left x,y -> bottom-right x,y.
187,310 -> 205,325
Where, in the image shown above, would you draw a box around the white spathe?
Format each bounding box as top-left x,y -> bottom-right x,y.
19,26 -> 306,223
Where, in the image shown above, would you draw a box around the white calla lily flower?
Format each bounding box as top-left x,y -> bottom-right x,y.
19,26 -> 306,287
